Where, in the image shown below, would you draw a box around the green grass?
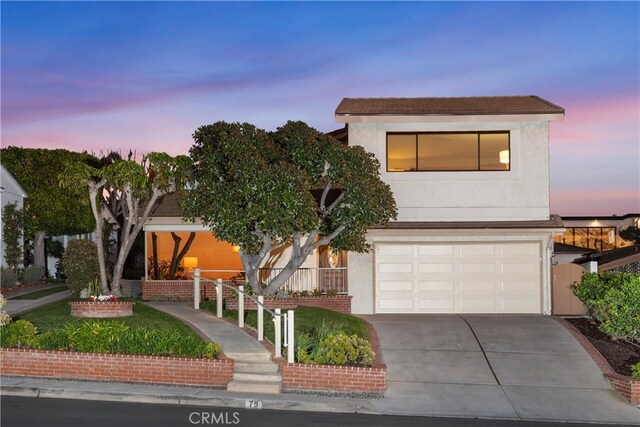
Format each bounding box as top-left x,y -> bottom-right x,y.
19,298 -> 202,340
10,286 -> 68,300
200,302 -> 369,345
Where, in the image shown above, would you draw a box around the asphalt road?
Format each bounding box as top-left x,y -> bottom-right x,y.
0,396 -> 633,427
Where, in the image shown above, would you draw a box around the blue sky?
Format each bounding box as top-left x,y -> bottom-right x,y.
2,2 -> 639,215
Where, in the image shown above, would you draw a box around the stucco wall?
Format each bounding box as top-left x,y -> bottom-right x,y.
348,120 -> 551,222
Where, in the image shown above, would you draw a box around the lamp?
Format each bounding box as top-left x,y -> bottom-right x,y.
183,257 -> 198,270
232,245 -> 240,253
499,150 -> 510,164
327,247 -> 339,269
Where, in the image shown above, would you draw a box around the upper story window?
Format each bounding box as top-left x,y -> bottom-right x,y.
386,132 -> 510,172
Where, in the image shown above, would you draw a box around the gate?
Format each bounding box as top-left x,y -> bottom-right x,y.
551,263 -> 588,315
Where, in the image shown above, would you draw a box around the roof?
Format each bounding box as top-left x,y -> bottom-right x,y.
327,126 -> 348,145
554,242 -> 596,254
0,163 -> 28,198
335,95 -> 564,117
573,244 -> 640,267
373,215 -> 564,230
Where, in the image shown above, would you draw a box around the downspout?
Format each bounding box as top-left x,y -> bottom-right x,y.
544,237 -> 554,315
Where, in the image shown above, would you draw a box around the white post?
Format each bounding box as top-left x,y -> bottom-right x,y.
257,295 -> 264,341
238,285 -> 244,328
589,261 -> 598,273
193,268 -> 201,310
216,279 -> 223,318
274,308 -> 282,358
287,309 -> 295,363
283,312 -> 288,347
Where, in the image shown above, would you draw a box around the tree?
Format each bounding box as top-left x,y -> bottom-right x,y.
60,153 -> 190,295
2,203 -> 23,274
620,226 -> 640,245
182,121 -> 397,295
1,148 -> 99,269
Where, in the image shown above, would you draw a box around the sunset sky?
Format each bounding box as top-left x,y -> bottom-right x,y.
2,2 -> 638,216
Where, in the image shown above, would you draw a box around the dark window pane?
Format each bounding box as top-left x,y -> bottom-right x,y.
418,133 -> 478,171
388,134 -> 416,171
480,133 -> 509,170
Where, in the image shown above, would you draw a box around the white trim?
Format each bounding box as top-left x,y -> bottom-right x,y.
336,113 -> 564,124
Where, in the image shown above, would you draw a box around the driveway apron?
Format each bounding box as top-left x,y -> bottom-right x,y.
363,314 -> 640,424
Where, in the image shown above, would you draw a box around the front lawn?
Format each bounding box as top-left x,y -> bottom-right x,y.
201,302 -> 370,344
10,286 -> 68,300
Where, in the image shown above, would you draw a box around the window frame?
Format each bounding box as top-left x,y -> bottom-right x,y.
386,131 -> 511,172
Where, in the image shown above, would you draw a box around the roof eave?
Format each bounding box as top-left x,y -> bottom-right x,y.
336,113 -> 565,124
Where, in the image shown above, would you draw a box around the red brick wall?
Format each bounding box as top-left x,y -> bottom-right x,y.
226,296 -> 352,314
70,302 -> 134,318
142,280 -> 237,301
605,373 -> 640,405
0,348 -> 234,387
277,358 -> 386,393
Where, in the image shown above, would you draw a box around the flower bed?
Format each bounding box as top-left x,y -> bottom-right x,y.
0,347 -> 234,387
226,295 -> 352,314
70,301 -> 134,318
276,357 -> 386,396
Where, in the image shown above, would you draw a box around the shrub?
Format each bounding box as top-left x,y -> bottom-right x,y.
37,329 -> 69,350
66,321 -> 128,353
62,239 -> 99,296
0,320 -> 39,348
1,268 -> 18,289
572,272 -> 629,313
22,265 -> 44,285
298,333 -> 374,366
0,294 -> 10,326
591,277 -> 640,343
2,203 -> 23,274
632,363 -> 640,379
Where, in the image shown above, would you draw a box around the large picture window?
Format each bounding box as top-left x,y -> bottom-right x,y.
387,132 -> 510,172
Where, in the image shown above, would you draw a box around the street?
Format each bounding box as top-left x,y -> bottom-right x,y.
1,396 -> 634,427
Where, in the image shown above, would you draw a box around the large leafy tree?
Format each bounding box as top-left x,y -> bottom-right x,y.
1,147 -> 99,269
182,121 -> 397,295
60,153 -> 191,295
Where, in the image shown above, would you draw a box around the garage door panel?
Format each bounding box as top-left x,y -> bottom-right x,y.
418,280 -> 454,292
418,262 -> 454,274
375,242 -> 542,314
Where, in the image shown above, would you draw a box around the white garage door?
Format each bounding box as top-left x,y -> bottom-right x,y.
375,242 -> 541,313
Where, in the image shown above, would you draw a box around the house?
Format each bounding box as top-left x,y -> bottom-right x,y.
552,242 -> 595,265
143,95 -> 565,315
335,96 -> 565,314
0,163 -> 28,269
554,214 -> 639,251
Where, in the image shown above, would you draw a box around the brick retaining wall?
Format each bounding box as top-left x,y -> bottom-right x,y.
0,348 -> 234,387
605,373 -> 640,405
142,280 -> 237,301
226,295 -> 352,314
70,301 -> 134,318
277,358 -> 386,395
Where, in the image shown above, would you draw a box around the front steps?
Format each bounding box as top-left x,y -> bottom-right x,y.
226,352 -> 282,394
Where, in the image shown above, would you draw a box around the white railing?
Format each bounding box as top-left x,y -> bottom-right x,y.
199,267 -> 348,294
194,268 -> 295,363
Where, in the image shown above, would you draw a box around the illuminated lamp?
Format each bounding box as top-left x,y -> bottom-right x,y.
183,257 -> 199,270
232,245 -> 241,253
499,150 -> 510,164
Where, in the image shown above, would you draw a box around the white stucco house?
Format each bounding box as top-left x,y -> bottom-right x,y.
143,95 -> 566,315
335,96 -> 565,315
0,163 -> 28,268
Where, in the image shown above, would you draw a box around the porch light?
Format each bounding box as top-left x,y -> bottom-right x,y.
499,150 -> 510,164
327,247 -> 339,269
183,257 -> 199,270
232,245 -> 240,253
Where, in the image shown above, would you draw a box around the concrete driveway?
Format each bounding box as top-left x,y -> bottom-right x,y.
363,314 -> 640,424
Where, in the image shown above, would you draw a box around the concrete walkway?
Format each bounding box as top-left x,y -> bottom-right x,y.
5,290 -> 70,317
364,314 -> 640,425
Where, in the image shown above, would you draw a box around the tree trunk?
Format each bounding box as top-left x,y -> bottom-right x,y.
88,184 -> 110,294
33,231 -> 46,268
151,232 -> 160,279
169,232 -> 196,279
111,229 -> 135,296
168,233 -> 182,279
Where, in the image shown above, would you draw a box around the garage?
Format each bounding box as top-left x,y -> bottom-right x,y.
375,242 -> 542,313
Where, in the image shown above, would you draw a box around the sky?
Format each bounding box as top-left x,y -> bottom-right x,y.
1,2 -> 639,216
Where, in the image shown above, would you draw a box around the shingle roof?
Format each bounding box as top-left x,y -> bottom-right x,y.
372,215 -> 564,230
335,96 -> 564,116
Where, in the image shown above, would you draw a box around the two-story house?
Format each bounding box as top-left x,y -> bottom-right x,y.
335,96 -> 565,315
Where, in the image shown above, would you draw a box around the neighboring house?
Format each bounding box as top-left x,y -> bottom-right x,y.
144,95 -> 565,315
335,96 -> 564,314
573,244 -> 640,274
553,242 -> 595,265
0,163 -> 28,268
554,213 -> 639,251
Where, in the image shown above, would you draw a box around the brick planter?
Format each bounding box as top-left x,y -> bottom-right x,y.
70,301 -> 134,318
0,348 -> 234,387
555,316 -> 640,405
276,358 -> 386,396
226,295 -> 352,314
